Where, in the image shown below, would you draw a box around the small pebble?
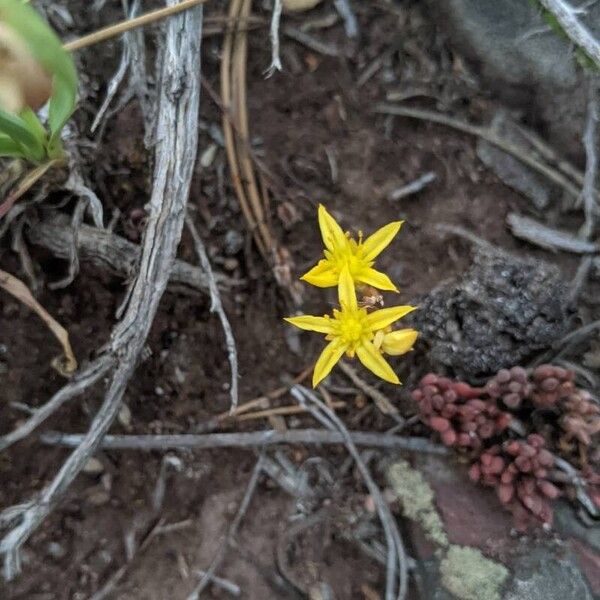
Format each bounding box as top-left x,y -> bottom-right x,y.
83,457 -> 104,475
118,404 -> 132,428
200,143 -> 218,168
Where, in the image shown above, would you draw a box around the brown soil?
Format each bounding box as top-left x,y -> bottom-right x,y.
0,2 -> 589,599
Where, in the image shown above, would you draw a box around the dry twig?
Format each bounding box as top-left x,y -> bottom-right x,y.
26,214 -> 226,296
581,79 -> 599,239
506,213 -> 599,253
0,4 -> 203,579
186,214 -> 239,412
293,386 -> 408,600
265,0 -> 283,77
39,429 -> 448,454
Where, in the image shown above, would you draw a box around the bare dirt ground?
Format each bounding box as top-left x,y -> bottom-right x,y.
0,1 -> 595,599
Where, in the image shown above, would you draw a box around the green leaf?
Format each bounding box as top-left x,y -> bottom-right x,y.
19,107 -> 47,146
0,135 -> 26,159
0,108 -> 44,161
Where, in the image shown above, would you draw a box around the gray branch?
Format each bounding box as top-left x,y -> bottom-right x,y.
0,3 -> 203,580
26,214 -> 228,295
39,429 -> 447,454
538,0 -> 600,69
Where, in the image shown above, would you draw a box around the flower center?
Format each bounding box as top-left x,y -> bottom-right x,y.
337,308 -> 372,348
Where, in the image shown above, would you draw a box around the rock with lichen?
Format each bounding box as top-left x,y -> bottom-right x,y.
412,250 -> 574,380
440,545 -> 509,600
386,459 -> 448,547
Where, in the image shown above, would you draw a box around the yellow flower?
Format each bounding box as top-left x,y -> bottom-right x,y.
285,266 -> 417,387
301,204 -> 403,292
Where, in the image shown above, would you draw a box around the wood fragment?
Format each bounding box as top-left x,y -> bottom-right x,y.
506,212 -> 599,254
40,429 -> 448,454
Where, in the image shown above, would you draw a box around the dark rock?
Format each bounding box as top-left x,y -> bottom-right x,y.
412,249 -> 574,379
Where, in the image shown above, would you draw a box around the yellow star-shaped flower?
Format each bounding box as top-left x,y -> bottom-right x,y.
285,266 -> 417,387
301,204 -> 403,292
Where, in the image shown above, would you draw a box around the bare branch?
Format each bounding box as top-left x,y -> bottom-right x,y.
0,356 -> 114,453
0,3 -> 204,579
264,0 -> 283,77
39,429 -> 448,454
26,214 -> 231,296
581,78 -> 599,239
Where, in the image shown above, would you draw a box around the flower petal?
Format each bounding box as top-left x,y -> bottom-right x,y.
356,339 -> 400,384
318,204 -> 347,251
300,260 -> 339,287
338,265 -> 357,311
356,267 -> 398,292
284,315 -> 335,334
361,221 -> 403,262
366,305 -> 417,331
313,340 -> 347,387
381,329 -> 418,356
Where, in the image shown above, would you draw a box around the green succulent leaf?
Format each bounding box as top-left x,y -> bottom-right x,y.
0,134 -> 26,158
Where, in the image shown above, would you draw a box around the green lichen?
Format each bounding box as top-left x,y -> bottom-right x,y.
440,545 -> 509,600
386,460 -> 448,547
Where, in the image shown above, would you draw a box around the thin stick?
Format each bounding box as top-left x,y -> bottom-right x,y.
581,79 -> 599,239
186,214 -> 239,413
293,386 -> 408,600
506,213 -> 599,253
39,429 -> 448,454
0,356 -> 114,453
538,0 -> 600,70
338,360 -> 400,417
236,400 -> 345,421
186,452 -> 265,600
374,104 -> 586,202
63,0 -> 208,51
264,0 -> 283,77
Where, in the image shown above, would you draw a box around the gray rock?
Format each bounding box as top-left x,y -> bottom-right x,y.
412,249 -> 574,379
426,0 -> 599,156
504,547 -> 593,600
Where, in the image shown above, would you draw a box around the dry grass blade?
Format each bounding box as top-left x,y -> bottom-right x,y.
63,0 -> 208,51
0,160 -> 61,220
0,269 -> 76,376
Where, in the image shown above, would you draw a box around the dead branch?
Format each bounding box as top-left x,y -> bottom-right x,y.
292,386 -> 408,600
265,0 -> 283,77
0,4 -> 204,579
581,79 -> 599,239
185,214 -> 239,412
39,429 -> 448,454
506,212 -> 599,253
26,214 -> 230,295
0,355 -> 114,453
538,0 -> 600,70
